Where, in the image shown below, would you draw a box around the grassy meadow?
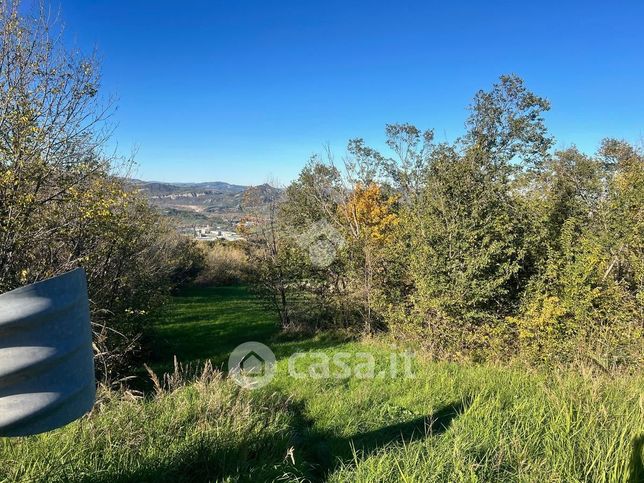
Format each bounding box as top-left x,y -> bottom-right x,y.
1,286 -> 643,482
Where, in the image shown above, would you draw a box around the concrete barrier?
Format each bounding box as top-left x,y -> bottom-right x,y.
0,268 -> 95,436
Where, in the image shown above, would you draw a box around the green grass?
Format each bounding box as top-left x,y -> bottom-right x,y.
148,286 -> 280,371
1,286 -> 643,482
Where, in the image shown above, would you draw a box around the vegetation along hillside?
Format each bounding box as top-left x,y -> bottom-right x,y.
0,2 -> 641,482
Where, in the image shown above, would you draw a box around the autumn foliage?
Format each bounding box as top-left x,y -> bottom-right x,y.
251,76 -> 643,369
0,3 -> 202,381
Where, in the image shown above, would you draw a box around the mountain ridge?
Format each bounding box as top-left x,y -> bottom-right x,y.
129,179 -> 249,196
129,179 -> 280,227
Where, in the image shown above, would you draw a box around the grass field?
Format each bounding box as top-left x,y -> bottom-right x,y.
1,286 -> 643,482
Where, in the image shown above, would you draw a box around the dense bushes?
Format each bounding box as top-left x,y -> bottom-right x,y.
0,3 -> 202,380
249,75 -> 643,368
510,141 -> 644,366
193,241 -> 250,286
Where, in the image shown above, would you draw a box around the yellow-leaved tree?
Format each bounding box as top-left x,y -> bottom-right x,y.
338,182 -> 399,331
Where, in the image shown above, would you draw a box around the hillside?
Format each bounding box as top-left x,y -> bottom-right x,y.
129,179 -> 281,226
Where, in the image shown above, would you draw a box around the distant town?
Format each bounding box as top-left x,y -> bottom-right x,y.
180,225 -> 245,242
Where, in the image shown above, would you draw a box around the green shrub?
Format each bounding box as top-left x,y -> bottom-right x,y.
193,241 -> 250,286
0,4 -> 203,381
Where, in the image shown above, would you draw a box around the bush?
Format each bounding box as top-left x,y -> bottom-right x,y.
251,76 -> 643,369
0,3 -> 202,381
193,241 -> 250,286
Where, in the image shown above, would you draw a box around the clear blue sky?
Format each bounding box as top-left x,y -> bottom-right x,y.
47,0 -> 644,185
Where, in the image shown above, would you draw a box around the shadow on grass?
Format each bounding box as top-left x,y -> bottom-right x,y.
116,286 -> 466,482
75,399 -> 468,483
291,399 -> 469,481
630,435 -> 644,483
76,432 -> 298,483
145,285 -> 353,376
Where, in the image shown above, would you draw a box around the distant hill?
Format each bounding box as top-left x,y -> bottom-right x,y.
241,183 -> 282,207
130,179 -> 247,196
128,179 -> 280,227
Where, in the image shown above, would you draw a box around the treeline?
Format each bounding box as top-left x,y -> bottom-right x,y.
0,3 -> 202,381
2,3 -> 640,376
248,75 -> 643,369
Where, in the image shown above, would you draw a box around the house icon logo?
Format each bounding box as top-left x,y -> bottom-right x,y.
295,219 -> 345,268
228,342 -> 276,389
239,351 -> 266,376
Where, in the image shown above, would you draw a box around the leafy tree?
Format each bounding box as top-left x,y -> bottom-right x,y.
512,140 -> 643,366
398,76 -> 551,352
0,2 -> 202,381
337,182 -> 399,331
465,73 -> 553,170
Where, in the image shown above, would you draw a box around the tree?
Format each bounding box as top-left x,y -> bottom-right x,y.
0,0 -> 107,289
337,182 -> 398,331
243,184 -> 295,328
512,140 -> 643,366
400,75 -> 552,353
465,73 -> 553,171
0,2 -> 202,381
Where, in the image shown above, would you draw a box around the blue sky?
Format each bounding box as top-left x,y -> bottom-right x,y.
46,0 -> 644,185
